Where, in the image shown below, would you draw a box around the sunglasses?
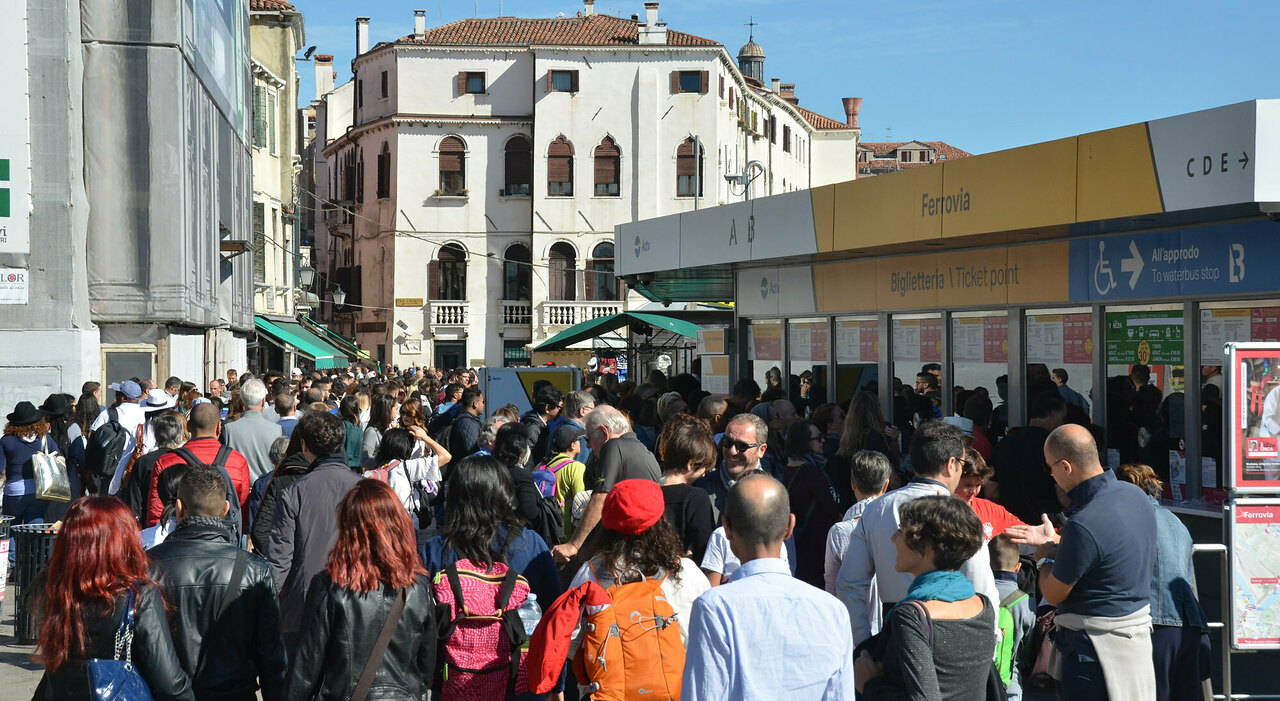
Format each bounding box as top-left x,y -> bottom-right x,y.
1044,458 -> 1065,475
723,439 -> 764,453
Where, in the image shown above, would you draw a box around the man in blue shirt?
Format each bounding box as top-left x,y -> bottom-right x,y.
682,473 -> 854,701
1034,423 -> 1156,700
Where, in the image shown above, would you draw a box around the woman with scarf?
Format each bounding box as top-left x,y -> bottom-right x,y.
781,419 -> 841,588
855,495 -> 996,700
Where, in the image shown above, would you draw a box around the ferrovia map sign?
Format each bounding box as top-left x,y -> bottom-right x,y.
1226,498 -> 1280,650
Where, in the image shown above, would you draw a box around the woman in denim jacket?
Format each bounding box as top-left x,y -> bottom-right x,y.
1117,463 -> 1211,701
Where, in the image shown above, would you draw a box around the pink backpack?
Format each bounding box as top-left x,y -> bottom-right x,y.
433,559 -> 532,700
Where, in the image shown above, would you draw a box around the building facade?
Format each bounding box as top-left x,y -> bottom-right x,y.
0,0 -> 254,403
307,2 -> 860,369
857,140 -> 972,176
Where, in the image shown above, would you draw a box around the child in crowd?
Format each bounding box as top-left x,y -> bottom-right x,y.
990,534 -> 1035,701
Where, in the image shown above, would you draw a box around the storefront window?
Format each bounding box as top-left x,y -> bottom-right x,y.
1025,307 -> 1095,433
950,311 -> 1007,441
787,318 -> 830,417
835,316 -> 879,408
892,313 -> 942,426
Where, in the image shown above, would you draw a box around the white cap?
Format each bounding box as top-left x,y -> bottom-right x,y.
291,367 -> 302,376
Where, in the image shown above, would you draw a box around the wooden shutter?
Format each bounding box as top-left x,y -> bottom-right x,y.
456,72 -> 466,96
729,86 -> 734,106
676,139 -> 696,176
594,155 -> 618,185
505,138 -> 532,190
699,71 -> 709,94
670,71 -> 680,94
439,150 -> 463,172
719,75 -> 724,98
584,262 -> 596,300
548,155 -> 571,183
570,70 -> 580,93
428,260 -> 440,300
547,71 -> 554,92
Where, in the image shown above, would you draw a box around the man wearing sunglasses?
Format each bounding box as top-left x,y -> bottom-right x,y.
695,413 -> 770,523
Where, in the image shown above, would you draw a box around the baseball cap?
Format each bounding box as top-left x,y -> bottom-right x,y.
942,416 -> 975,437
291,367 -> 303,377
109,380 -> 143,400
551,424 -> 586,454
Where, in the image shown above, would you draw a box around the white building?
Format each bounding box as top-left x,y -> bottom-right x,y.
307,1 -> 860,369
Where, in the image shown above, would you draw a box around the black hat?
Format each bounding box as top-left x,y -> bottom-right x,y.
39,394 -> 73,418
6,401 -> 45,426
551,424 -> 587,454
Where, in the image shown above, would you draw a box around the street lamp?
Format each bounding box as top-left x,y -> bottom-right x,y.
332,286 -> 346,309
298,265 -> 316,288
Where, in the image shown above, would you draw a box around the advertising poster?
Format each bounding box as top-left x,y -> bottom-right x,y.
1227,499 -> 1280,649
837,320 -> 878,364
753,321 -> 782,362
1227,343 -> 1280,493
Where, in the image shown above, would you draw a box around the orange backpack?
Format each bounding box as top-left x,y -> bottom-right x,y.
571,561 -> 685,701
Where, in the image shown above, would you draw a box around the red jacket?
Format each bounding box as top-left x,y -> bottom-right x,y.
146,436 -> 251,526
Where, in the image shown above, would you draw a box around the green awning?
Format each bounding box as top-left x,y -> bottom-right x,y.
254,316 -> 350,369
534,312 -> 702,352
300,317 -> 370,359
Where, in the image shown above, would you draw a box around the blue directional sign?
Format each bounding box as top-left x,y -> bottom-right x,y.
1068,220 -> 1280,302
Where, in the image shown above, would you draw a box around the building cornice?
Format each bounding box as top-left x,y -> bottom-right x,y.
251,60 -> 287,89
322,113 -> 535,156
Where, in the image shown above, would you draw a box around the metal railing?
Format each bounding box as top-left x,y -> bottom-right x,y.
540,300 -> 623,328
1193,543 -> 1280,700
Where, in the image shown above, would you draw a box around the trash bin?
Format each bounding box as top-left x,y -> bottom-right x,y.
12,523 -> 57,644
0,515 -> 12,618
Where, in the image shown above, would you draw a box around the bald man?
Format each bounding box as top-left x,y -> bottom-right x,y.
682,474 -> 855,700
1034,424 -> 1157,700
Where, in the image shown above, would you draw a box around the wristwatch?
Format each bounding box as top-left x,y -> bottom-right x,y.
1036,557 -> 1055,570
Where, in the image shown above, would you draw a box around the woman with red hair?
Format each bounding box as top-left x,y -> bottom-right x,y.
285,479 -> 437,700
32,497 -> 193,700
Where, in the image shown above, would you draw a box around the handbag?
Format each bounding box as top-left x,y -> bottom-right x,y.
87,584 -> 154,701
32,436 -> 71,503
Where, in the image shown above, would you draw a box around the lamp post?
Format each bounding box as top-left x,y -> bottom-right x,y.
298,265 -> 316,288
333,286 -> 346,309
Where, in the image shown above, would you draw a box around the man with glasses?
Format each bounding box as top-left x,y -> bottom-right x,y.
520,385 -> 563,468
835,419 -> 999,645
695,413 -> 770,523
551,405 -> 659,564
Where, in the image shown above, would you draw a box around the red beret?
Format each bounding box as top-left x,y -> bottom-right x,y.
602,479 -> 665,536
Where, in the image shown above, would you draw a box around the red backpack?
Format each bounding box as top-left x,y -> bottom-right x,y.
433,560 -> 532,700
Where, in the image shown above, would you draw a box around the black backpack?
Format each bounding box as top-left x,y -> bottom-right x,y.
171,445 -> 243,539
530,491 -> 565,548
84,407 -> 130,479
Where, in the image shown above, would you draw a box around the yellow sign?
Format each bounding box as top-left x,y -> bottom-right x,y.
395,298 -> 424,307
1137,340 -> 1152,364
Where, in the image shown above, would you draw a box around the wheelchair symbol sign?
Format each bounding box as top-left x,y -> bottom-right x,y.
1094,241 -> 1117,296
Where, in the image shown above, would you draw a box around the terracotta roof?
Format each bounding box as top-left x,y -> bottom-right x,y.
250,0 -> 295,11
792,104 -> 850,131
398,13 -> 718,48
859,141 -> 972,159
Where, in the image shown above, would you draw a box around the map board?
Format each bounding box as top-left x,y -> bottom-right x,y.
1228,498 -> 1280,649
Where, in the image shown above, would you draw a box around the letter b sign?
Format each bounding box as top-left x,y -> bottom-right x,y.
1229,244 -> 1246,283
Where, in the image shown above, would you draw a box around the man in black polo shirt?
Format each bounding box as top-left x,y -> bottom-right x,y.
550,405 -> 659,564
1034,423 -> 1157,700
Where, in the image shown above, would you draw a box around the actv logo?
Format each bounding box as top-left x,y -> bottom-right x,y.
633,235 -> 651,258
760,276 -> 780,300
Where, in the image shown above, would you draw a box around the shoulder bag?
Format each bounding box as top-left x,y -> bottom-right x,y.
87,584 -> 154,701
32,436 -> 71,503
352,587 -> 407,701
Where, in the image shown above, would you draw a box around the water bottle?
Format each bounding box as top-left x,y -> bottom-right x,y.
517,593 -> 542,639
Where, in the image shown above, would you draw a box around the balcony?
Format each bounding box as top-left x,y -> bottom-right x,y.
428,300 -> 469,327
540,300 -> 624,332
323,204 -> 353,238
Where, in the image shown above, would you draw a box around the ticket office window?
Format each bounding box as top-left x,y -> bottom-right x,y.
950,311 -> 1007,441
1102,304 -> 1184,480
788,318 -> 830,418
1025,307 -> 1095,435
748,320 -> 785,401
835,316 -> 880,408
892,313 -> 943,427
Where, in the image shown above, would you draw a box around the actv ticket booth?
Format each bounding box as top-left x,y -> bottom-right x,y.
618,100 -> 1280,692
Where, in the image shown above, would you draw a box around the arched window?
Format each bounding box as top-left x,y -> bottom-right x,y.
548,242 -> 577,301
594,137 -> 620,196
503,243 -> 532,300
439,136 -> 466,195
676,137 -> 704,197
587,241 -> 617,301
504,136 -> 532,196
429,243 -> 467,300
547,136 -> 574,197
376,141 -> 391,199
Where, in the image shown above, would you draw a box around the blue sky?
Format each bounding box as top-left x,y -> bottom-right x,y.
291,0 -> 1278,154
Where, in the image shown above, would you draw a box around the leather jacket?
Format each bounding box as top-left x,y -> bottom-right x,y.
285,573 -> 437,701
148,518 -> 288,701
33,581 -> 194,700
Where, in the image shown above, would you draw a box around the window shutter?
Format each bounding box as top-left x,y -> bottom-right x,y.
547,71 -> 553,92
456,72 -> 466,96
253,86 -> 267,147
729,86 -> 734,105
719,75 -> 724,98
428,260 -> 440,300
594,155 -> 617,183
699,71 -> 709,94
350,265 -> 363,306
570,70 -> 580,93
585,262 -> 596,300
676,140 -> 696,176
548,155 -> 572,182
670,71 -> 680,94
439,150 -> 463,172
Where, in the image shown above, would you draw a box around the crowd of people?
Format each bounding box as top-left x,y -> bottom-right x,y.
0,361 -> 1212,700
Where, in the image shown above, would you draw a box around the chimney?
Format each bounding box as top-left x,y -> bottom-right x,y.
639,2 -> 667,45
356,17 -> 370,56
771,77 -> 781,94
780,83 -> 798,105
584,0 -> 595,15
413,10 -> 426,39
842,96 -> 862,128
315,55 -> 335,99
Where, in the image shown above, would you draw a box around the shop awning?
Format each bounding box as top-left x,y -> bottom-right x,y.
254,316 -> 350,369
534,312 -> 702,352
300,317 -> 370,359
